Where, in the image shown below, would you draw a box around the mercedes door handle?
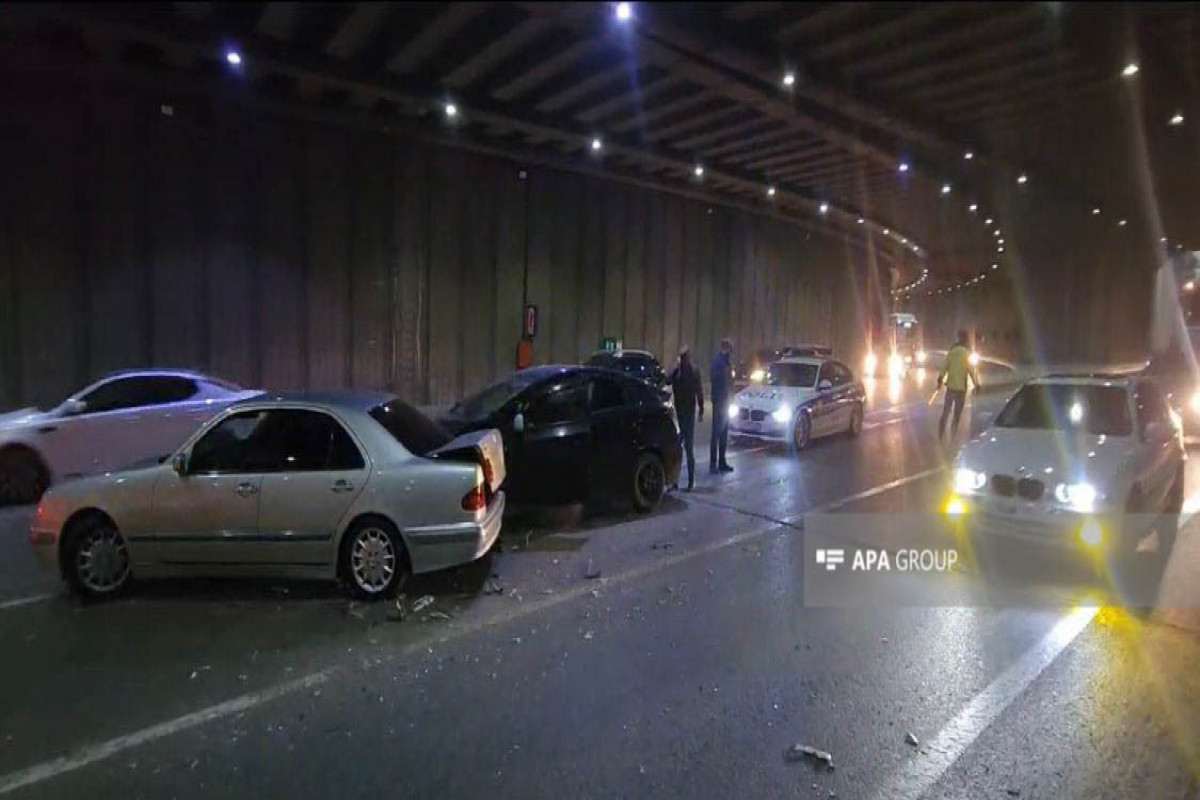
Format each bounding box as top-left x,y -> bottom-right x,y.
235,482 -> 259,497
331,480 -> 355,493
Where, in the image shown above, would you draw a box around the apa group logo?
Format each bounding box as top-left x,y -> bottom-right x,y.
814,548 -> 845,571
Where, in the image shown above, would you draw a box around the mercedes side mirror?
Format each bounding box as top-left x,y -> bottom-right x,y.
818,379 -> 833,391
62,398 -> 87,416
171,452 -> 188,475
512,412 -> 525,435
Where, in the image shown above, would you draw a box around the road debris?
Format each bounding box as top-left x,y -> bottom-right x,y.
785,744 -> 834,769
346,602 -> 366,620
410,595 -> 434,614
427,610 -> 452,621
483,578 -> 504,596
386,595 -> 408,623
583,630 -> 594,640
905,732 -> 920,747
584,559 -> 602,579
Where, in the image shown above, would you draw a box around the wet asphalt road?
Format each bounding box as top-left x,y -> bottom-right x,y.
2,379 -> 1199,800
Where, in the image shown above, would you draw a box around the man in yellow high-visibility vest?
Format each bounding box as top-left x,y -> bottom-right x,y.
938,329 -> 980,440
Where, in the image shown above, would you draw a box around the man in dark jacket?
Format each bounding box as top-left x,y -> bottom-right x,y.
667,347 -> 704,490
710,338 -> 734,474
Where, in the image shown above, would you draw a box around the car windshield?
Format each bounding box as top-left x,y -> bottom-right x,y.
766,362 -> 818,388
450,372 -> 543,419
369,399 -> 451,457
994,384 -> 1132,436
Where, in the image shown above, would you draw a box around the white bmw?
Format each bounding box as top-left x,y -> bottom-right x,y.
0,369 -> 258,505
728,357 -> 865,450
949,375 -> 1185,557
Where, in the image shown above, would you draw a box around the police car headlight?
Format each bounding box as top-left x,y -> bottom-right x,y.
953,468 -> 987,494
772,405 -> 792,424
728,403 -> 740,418
1054,482 -> 1097,513
750,369 -> 765,383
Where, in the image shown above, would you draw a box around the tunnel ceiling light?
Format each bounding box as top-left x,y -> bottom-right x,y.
857,217 -> 864,224
782,72 -> 796,87
997,246 -> 1005,252
591,137 -> 603,151
1118,218 -> 1127,227
941,183 -> 952,195
882,228 -> 889,234
1170,112 -> 1184,126
615,2 -> 633,22
444,102 -> 458,118
998,238 -> 1005,244
1161,236 -> 1168,243
964,150 -> 974,160
225,50 -> 243,66
898,161 -> 910,173
968,203 -> 978,212
1122,62 -> 1139,78
900,236 -> 908,243
819,201 -> 829,214
992,262 -> 998,270
985,217 -> 994,225
766,185 -> 776,197
694,164 -> 704,177
1092,207 -> 1101,215
1016,173 -> 1028,184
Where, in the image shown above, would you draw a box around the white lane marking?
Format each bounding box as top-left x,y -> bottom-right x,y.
727,444 -> 771,459
0,592 -> 55,611
870,605 -> 1099,800
0,669 -> 332,796
862,417 -> 905,432
815,467 -> 945,513
0,465 -> 947,792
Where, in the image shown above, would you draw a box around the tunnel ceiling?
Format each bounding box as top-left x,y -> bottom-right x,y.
3,2 -> 1198,294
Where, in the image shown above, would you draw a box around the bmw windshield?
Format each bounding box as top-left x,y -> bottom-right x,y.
994,384 -> 1132,436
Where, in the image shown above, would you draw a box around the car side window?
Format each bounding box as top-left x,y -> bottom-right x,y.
817,363 -> 834,387
590,377 -> 626,411
189,411 -> 268,473
832,362 -> 853,386
525,381 -> 588,426
80,376 -> 198,413
1135,382 -> 1168,428
149,377 -> 200,404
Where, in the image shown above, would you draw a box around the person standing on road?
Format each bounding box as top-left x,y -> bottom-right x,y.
667,347 -> 704,491
710,338 -> 735,474
938,329 -> 980,440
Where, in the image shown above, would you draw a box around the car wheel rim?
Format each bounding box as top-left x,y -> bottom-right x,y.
638,460 -> 663,502
351,528 -> 396,593
76,527 -> 129,593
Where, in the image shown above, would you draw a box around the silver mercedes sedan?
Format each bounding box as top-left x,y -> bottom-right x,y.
28,392 -> 506,600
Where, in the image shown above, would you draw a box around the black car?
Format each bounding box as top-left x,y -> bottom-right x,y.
585,349 -> 667,390
441,366 -> 682,511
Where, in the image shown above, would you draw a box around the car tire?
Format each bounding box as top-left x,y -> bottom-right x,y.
790,411 -> 812,452
632,451 -> 666,512
848,403 -> 864,437
1157,468 -> 1184,560
63,513 -> 132,599
339,516 -> 410,601
0,446 -> 49,506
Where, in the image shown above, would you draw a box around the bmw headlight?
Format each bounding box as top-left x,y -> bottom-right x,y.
727,403 -> 740,418
750,369 -> 765,383
953,468 -> 987,494
1054,482 -> 1097,513
772,405 -> 792,423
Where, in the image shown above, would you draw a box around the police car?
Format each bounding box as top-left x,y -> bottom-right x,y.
728,356 -> 865,450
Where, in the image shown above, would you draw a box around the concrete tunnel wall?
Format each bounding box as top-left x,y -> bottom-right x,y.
0,74 -> 867,410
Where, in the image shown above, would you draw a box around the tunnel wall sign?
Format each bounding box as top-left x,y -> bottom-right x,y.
523,304 -> 538,339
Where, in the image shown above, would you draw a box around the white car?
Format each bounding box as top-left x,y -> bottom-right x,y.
950,375 -> 1184,557
29,392 -> 506,599
728,357 -> 865,450
0,369 -> 257,505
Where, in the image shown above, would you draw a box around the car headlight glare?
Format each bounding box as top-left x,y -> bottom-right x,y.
772,405 -> 792,423
727,403 -> 740,418
953,468 -> 987,493
1190,390 -> 1200,415
916,350 -> 927,364
750,369 -> 766,383
1054,482 -> 1097,512
864,352 -> 877,375
887,353 -> 903,377
968,351 -> 980,366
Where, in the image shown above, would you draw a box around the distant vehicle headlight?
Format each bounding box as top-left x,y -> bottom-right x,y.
968,351 -> 980,366
728,403 -> 740,418
1054,482 -> 1097,513
887,353 -> 904,377
916,350 -> 927,364
953,468 -> 987,493
750,369 -> 766,383
864,352 -> 877,376
772,405 -> 792,423
1190,390 -> 1200,415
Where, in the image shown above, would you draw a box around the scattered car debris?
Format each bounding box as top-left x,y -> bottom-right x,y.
583,630 -> 594,640
905,732 -> 920,747
411,595 -> 434,614
483,578 -> 504,596
427,610 -> 451,621
346,602 -> 366,620
584,560 -> 602,579
386,596 -> 408,623
785,744 -> 834,769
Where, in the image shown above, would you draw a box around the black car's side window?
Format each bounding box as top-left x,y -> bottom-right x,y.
526,382 -> 589,426
590,377 -> 625,411
1135,382 -> 1168,428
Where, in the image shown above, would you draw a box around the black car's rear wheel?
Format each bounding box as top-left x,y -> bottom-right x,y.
632,451 -> 666,512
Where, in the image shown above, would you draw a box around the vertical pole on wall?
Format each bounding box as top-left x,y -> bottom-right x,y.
520,169 -> 530,325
